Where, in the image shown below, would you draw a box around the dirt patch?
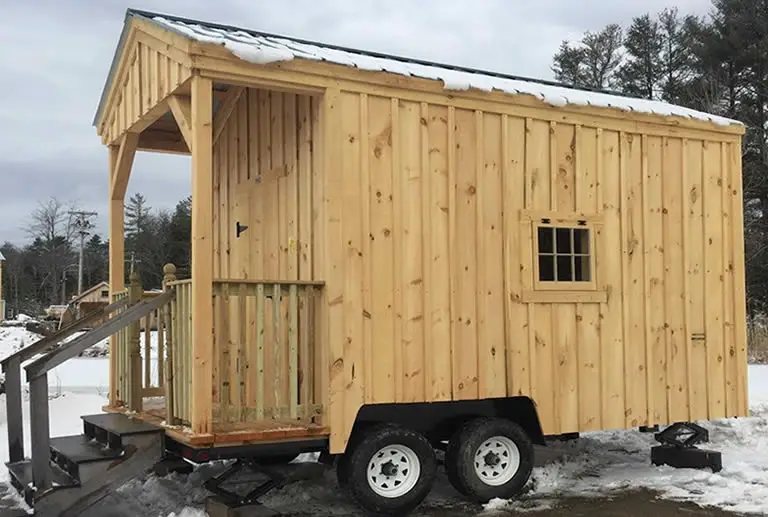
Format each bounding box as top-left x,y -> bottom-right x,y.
413,489 -> 750,517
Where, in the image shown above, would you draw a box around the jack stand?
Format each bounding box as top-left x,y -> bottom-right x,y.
651,422 -> 722,473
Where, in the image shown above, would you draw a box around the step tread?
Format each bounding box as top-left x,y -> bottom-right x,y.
81,413 -> 162,437
50,435 -> 123,464
7,459 -> 78,490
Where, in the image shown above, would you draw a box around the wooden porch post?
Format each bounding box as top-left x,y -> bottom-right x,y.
108,132 -> 138,407
190,74 -> 214,434
128,271 -> 143,412
108,146 -> 122,407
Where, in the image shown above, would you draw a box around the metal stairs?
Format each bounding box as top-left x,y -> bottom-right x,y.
6,413 -> 165,517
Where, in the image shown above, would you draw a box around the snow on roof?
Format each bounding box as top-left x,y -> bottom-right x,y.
147,14 -> 741,128
0,251 -> 4,261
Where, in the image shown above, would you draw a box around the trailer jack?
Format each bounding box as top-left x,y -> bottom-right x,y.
650,422 -> 722,473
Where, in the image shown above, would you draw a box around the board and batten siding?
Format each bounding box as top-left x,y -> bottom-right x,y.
210,87 -> 323,416
212,88 -> 321,282
324,88 -> 747,448
101,34 -> 192,145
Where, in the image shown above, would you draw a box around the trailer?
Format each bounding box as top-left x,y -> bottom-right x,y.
4,8 -> 748,516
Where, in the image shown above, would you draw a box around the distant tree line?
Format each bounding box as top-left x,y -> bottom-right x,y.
551,0 -> 768,318
0,194 -> 191,318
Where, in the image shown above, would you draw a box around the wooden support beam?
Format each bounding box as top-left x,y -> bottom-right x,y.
212,86 -> 244,144
168,95 -> 193,150
190,75 -> 214,435
108,145 -> 125,407
110,132 -> 139,201
138,130 -> 190,155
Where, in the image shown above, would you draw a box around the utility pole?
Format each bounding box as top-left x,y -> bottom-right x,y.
69,210 -> 98,296
126,251 -> 142,275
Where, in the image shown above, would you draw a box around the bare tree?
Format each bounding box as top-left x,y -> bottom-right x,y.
24,198 -> 78,244
21,197 -> 79,305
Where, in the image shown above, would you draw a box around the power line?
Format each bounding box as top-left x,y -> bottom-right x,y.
69,210 -> 98,296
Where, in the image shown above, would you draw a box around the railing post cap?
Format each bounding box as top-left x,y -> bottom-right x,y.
163,263 -> 177,275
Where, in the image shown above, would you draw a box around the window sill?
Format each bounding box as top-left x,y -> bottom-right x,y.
520,290 -> 608,304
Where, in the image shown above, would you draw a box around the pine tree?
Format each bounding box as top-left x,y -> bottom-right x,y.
581,25 -> 624,90
552,41 -> 586,86
618,14 -> 664,99
125,193 -> 151,238
658,8 -> 697,103
168,197 -> 192,278
552,25 -> 623,90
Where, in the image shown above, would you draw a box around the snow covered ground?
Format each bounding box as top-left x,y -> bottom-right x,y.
0,325 -> 767,515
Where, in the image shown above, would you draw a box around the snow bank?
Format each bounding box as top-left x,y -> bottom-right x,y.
489,364 -> 768,515
149,16 -> 742,127
0,327 -> 41,361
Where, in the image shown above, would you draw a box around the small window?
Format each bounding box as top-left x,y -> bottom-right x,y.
521,210 -> 605,303
536,224 -> 591,284
101,290 -> 110,297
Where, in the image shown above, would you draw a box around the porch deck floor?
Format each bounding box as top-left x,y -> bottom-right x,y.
102,399 -> 329,448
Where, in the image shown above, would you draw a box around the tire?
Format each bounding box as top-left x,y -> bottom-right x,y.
444,435 -> 468,496
444,417 -> 534,503
339,424 -> 437,516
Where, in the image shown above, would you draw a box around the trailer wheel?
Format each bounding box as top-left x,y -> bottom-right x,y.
341,424 -> 437,515
444,417 -> 533,503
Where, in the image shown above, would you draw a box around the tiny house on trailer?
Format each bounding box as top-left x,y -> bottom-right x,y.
6,8 -> 748,516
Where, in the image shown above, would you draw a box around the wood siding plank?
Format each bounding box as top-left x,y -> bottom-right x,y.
368,95 -> 396,403
453,107 -> 479,400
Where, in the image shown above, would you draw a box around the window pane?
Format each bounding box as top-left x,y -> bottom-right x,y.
556,256 -> 573,281
574,228 -> 590,254
539,255 -> 555,281
575,256 -> 591,281
538,227 -> 554,254
556,228 -> 572,253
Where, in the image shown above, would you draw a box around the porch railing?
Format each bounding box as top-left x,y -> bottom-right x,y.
109,265 -> 324,429
211,279 -> 324,425
111,276 -> 173,408
165,276 -> 192,425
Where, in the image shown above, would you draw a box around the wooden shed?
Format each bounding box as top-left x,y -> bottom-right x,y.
91,8 -> 748,511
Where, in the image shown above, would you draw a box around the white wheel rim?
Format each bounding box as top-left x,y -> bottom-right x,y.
366,444 -> 421,498
474,436 -> 520,486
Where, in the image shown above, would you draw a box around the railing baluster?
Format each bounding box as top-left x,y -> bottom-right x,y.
144,312 -> 151,389
307,286 -> 316,421
183,282 -> 189,423
256,284 -> 265,420
158,306 -> 165,390
238,283 -> 247,422
219,283 -> 231,423
165,294 -> 175,424
289,285 -> 298,420
272,284 -> 282,415
299,287 -> 311,420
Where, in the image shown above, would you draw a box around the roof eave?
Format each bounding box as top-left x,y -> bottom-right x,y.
92,10 -> 141,129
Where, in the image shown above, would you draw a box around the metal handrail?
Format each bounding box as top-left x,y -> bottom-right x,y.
1,297 -> 129,369
23,289 -> 175,492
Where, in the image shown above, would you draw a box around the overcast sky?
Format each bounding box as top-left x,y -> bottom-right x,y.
0,0 -> 715,246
